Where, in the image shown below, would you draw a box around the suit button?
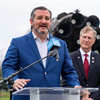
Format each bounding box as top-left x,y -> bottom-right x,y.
45,72 -> 47,75
86,84 -> 88,86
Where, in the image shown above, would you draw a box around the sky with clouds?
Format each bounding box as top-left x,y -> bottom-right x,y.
0,0 -> 100,64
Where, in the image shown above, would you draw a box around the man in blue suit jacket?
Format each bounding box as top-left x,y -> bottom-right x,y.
2,6 -> 80,100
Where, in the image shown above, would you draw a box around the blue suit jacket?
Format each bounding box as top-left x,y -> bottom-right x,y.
2,31 -> 80,100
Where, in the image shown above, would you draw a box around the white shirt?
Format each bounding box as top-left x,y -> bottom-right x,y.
32,32 -> 49,68
80,48 -> 91,65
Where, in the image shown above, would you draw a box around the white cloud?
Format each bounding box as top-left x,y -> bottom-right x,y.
11,26 -> 30,38
0,43 -> 6,50
0,46 -> 8,67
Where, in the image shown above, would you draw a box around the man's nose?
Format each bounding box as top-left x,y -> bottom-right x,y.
41,18 -> 46,23
85,38 -> 89,41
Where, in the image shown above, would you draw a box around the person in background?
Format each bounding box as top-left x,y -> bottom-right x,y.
2,6 -> 81,100
62,26 -> 100,100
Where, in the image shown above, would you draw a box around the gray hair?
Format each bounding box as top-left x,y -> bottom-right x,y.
80,26 -> 97,39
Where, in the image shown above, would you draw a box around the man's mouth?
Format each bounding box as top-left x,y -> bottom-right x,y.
84,43 -> 89,46
39,24 -> 47,27
40,25 -> 47,28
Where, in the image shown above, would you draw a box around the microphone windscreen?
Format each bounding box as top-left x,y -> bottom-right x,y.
47,38 -> 61,51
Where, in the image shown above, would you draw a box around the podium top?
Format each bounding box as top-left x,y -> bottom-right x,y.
13,87 -> 99,95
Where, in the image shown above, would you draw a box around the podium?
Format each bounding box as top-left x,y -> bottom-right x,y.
13,87 -> 99,100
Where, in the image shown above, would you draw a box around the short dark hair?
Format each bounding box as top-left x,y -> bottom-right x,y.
30,6 -> 52,20
30,6 -> 52,30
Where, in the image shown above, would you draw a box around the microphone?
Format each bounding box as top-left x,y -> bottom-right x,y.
47,38 -> 61,61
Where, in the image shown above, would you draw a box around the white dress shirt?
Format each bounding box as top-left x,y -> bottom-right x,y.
80,48 -> 91,65
32,32 -> 49,68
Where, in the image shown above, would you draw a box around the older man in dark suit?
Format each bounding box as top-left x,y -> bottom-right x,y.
62,26 -> 100,100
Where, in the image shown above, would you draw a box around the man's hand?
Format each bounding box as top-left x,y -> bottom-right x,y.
13,79 -> 30,91
74,86 -> 93,100
75,86 -> 82,88
80,89 -> 93,100
81,94 -> 93,100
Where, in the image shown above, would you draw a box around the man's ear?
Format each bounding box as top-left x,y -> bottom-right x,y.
30,18 -> 33,26
94,39 -> 96,44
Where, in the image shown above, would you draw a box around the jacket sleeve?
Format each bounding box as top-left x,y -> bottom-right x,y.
2,38 -> 19,83
89,86 -> 100,100
61,42 -> 80,87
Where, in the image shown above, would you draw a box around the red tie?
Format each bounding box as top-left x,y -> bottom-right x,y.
84,54 -> 89,80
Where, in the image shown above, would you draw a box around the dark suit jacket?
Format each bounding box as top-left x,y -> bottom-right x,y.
62,49 -> 100,100
2,31 -> 80,100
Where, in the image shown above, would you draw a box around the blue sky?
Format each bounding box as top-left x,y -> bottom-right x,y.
0,0 -> 100,64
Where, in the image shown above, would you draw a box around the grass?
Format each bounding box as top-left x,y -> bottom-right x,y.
0,98 -> 9,100
0,91 -> 10,100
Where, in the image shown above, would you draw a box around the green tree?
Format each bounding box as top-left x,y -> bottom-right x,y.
0,65 -> 8,91
0,65 -> 3,80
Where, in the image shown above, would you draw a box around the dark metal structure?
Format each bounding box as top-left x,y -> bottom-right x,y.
50,9 -> 100,53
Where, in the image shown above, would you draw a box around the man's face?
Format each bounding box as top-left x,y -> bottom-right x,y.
30,10 -> 52,34
79,31 -> 95,51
